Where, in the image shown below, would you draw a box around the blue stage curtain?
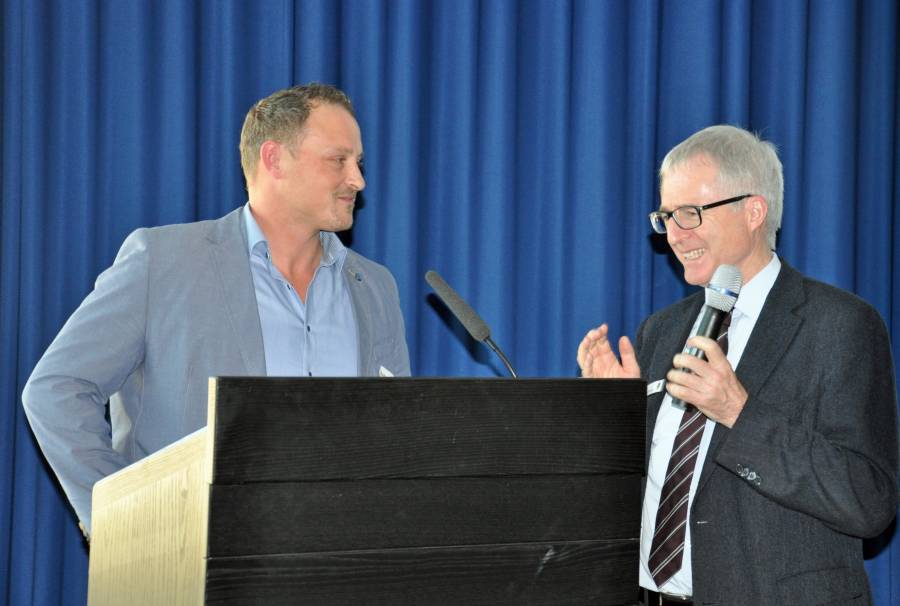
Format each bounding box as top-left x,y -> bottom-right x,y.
2,1 -> 897,603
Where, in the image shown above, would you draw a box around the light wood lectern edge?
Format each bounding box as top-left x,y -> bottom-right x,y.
87,378 -> 219,605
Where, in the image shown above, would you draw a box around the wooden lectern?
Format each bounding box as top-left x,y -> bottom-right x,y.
88,377 -> 645,605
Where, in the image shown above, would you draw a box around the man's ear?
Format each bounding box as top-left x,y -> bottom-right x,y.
748,195 -> 768,231
259,140 -> 283,178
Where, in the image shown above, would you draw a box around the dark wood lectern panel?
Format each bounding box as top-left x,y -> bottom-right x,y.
208,475 -> 638,556
211,378 -> 645,483
205,540 -> 638,605
203,377 -> 644,605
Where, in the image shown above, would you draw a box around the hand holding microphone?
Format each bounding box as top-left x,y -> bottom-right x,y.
666,264 -> 748,427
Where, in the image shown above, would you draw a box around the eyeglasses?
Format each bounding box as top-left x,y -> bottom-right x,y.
648,194 -> 754,234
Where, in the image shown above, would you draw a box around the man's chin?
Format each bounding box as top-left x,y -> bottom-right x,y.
333,217 -> 354,233
682,265 -> 713,287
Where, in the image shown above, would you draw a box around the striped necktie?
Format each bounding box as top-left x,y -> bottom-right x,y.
648,311 -> 731,587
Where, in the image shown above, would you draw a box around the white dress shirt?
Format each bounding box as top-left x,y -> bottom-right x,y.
639,255 -> 781,596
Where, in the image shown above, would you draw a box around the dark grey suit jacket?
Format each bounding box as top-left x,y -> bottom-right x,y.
23,207 -> 410,532
636,260 -> 898,605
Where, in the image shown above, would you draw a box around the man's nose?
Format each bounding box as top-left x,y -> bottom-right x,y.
347,163 -> 365,191
666,219 -> 690,243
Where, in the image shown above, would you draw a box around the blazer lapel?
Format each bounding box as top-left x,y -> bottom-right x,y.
696,261 -> 805,494
205,208 -> 266,376
646,296 -> 704,435
344,253 -> 374,376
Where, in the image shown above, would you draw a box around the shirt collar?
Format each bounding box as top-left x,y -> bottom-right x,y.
242,202 -> 348,270
243,203 -> 268,257
733,254 -> 781,323
319,231 -> 348,269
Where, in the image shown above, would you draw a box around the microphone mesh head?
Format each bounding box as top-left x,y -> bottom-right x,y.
425,270 -> 491,342
705,264 -> 743,312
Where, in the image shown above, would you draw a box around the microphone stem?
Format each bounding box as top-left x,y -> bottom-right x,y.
484,336 -> 518,378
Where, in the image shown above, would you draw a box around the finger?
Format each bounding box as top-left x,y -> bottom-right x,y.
665,370 -> 710,409
618,336 -> 641,378
665,381 -> 685,401
666,366 -> 702,391
576,338 -> 589,368
577,324 -> 608,370
588,325 -> 611,351
592,323 -> 609,343
664,379 -> 695,404
577,329 -> 596,366
672,352 -> 708,375
577,326 -> 600,364
685,336 -> 723,362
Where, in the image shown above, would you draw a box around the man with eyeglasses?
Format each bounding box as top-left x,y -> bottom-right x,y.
578,125 -> 897,605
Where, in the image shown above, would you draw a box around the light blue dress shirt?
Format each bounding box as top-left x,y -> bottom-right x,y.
243,204 -> 359,377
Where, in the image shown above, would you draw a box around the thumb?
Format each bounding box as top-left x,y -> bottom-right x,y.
618,336 -> 641,378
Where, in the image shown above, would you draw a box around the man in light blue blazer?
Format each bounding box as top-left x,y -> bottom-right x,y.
23,83 -> 410,537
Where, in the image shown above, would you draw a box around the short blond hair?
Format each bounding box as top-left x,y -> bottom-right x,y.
239,83 -> 354,182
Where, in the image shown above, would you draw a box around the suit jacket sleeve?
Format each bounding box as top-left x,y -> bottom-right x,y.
22,228 -> 151,529
714,287 -> 898,538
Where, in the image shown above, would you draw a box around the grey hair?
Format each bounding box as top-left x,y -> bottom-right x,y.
659,125 -> 783,249
239,83 -> 354,183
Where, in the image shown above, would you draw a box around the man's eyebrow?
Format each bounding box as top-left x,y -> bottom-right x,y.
323,146 -> 363,160
658,201 -> 694,212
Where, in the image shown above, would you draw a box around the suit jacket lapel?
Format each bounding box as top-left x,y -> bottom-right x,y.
344,253 -> 374,376
646,296 -> 704,436
695,261 -> 805,494
205,208 -> 266,376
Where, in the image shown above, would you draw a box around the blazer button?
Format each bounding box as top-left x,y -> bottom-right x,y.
740,468 -> 749,478
754,475 -> 762,486
736,464 -> 744,474
747,471 -> 757,481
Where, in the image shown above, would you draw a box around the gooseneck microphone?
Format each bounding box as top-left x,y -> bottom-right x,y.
671,264 -> 743,409
425,270 -> 518,378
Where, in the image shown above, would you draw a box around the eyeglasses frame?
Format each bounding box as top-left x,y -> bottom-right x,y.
648,193 -> 755,234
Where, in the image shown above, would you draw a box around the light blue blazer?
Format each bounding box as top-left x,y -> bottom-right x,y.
23,207 -> 410,531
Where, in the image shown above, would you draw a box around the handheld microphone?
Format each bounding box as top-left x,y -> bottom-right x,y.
425,270 -> 518,378
671,264 -> 743,408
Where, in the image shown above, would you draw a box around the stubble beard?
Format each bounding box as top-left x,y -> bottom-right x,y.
331,198 -> 355,232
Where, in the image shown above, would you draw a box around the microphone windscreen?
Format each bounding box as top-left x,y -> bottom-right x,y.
705,264 -> 743,312
425,270 -> 491,342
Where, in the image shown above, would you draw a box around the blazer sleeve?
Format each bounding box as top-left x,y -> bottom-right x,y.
22,228 -> 151,531
714,299 -> 899,538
